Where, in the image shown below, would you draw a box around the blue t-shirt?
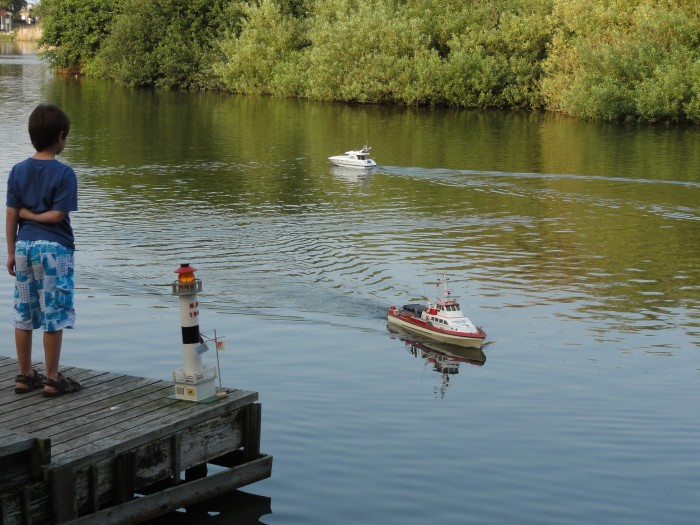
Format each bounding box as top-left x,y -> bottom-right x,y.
6,158 -> 78,250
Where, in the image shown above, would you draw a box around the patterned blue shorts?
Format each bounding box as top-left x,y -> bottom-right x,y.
13,240 -> 75,332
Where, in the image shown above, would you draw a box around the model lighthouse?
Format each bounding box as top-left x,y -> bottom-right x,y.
171,263 -> 217,401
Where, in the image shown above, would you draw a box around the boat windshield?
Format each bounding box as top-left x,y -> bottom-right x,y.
436,303 -> 460,312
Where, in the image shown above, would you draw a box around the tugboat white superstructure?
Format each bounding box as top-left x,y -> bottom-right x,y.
387,272 -> 486,348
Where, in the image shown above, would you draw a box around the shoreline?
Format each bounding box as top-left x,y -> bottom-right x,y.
1,24 -> 42,42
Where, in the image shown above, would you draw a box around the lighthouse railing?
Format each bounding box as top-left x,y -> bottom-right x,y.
172,279 -> 203,295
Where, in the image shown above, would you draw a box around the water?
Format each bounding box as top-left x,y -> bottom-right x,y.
1,42 -> 700,524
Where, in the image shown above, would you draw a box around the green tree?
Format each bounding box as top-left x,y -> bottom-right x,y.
303,0 -> 429,103
436,2 -> 552,108
215,0 -> 307,96
98,0 -> 235,89
1,1 -> 27,17
38,0 -> 119,73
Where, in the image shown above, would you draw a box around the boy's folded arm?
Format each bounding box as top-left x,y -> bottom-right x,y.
19,208 -> 66,224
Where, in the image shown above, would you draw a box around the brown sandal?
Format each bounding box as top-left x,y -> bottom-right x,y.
43,373 -> 82,398
14,369 -> 44,394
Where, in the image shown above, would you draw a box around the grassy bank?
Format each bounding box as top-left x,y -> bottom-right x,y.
0,25 -> 42,42
15,25 -> 42,42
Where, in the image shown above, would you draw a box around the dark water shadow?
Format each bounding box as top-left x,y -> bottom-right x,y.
145,489 -> 271,525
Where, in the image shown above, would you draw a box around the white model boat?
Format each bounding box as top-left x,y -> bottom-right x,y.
328,145 -> 377,169
387,272 -> 486,348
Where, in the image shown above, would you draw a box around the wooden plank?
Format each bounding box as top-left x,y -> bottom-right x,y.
48,387 -> 177,448
63,455 -> 273,525
0,357 -> 32,374
0,368 -> 93,416
1,373 -> 143,427
9,380 -> 171,437
66,405 -> 246,514
48,402 -> 251,514
0,364 -> 60,400
0,429 -> 37,457
0,430 -> 50,491
49,395 -> 186,454
0,359 -> 24,379
0,480 -> 52,525
52,389 -> 258,468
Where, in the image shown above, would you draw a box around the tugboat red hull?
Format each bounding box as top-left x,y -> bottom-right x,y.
387,306 -> 486,349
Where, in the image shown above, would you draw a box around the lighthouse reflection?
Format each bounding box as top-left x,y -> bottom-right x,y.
388,326 -> 486,399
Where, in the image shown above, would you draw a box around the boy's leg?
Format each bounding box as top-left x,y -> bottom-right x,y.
43,330 -> 63,394
15,327 -> 33,388
35,242 -> 75,395
13,240 -> 39,388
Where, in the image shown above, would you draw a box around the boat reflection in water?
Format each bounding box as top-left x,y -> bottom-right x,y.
330,165 -> 374,184
388,326 -> 486,399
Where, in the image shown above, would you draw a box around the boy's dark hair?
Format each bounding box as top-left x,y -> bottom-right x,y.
28,103 -> 71,152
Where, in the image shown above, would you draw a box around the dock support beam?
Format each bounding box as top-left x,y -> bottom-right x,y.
62,455 -> 272,525
244,403 -> 262,461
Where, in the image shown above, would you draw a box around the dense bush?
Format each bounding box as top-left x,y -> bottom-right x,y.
34,0 -> 700,122
215,0 -> 552,108
542,0 -> 700,122
214,0 -> 307,96
96,0 -> 235,89
302,0 -> 429,103
38,0 -> 120,73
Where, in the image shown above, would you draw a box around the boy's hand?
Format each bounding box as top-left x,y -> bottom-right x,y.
19,207 -> 66,224
7,255 -> 16,276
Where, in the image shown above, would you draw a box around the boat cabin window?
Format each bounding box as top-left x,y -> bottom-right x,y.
437,304 -> 459,312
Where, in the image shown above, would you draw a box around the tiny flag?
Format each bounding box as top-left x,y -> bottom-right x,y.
216,340 -> 226,352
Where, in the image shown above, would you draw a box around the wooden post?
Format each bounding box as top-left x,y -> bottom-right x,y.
113,452 -> 136,504
21,486 -> 33,525
170,434 -> 181,484
0,494 -> 9,525
244,403 -> 262,461
88,464 -> 100,513
50,466 -> 77,524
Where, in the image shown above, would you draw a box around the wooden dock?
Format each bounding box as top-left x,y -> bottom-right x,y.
0,356 -> 272,525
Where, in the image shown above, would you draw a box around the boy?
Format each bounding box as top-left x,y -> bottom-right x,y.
6,102 -> 81,397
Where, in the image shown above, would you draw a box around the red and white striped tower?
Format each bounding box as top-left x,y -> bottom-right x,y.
171,263 -> 217,401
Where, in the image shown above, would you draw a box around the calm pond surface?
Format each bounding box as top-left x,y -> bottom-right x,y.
1,42 -> 700,524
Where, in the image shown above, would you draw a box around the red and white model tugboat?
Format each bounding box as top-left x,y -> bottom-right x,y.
387,272 -> 486,348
